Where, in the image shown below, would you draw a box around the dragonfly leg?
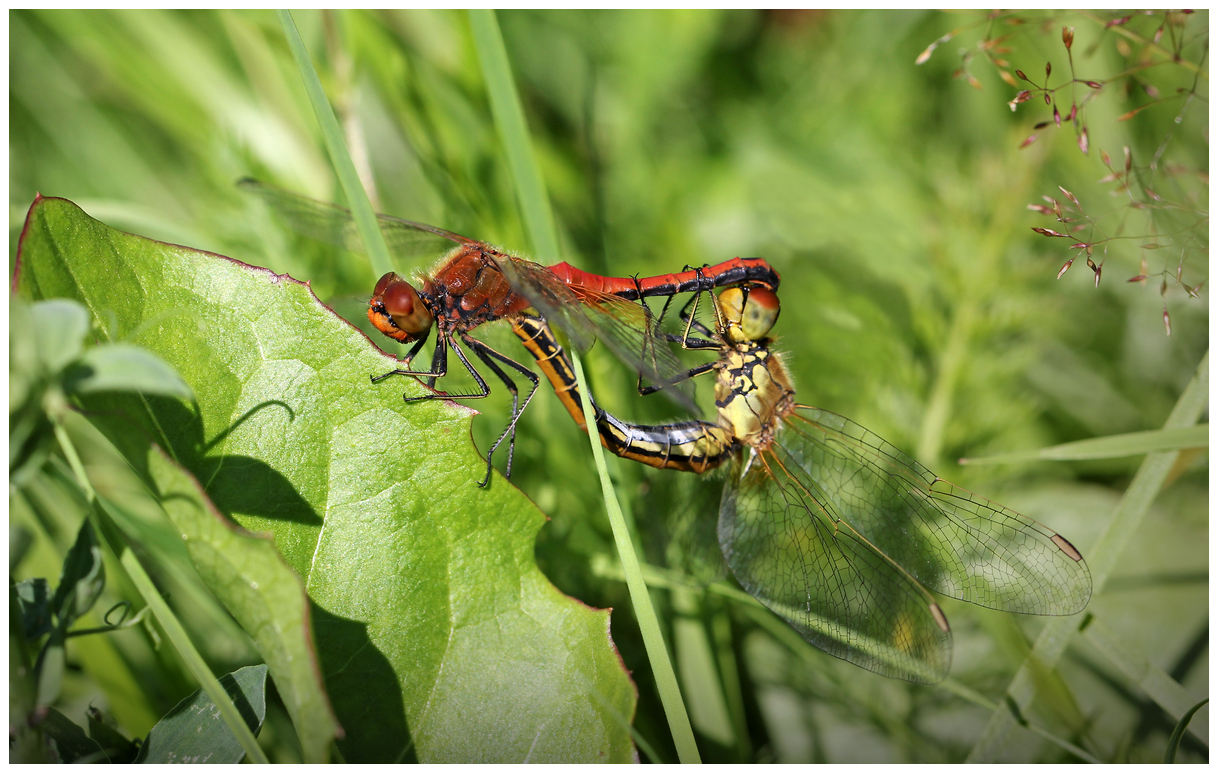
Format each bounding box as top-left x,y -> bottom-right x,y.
637,360 -> 718,397
462,334 -> 540,487
371,335 -> 438,386
632,289 -> 721,397
400,334 -> 491,402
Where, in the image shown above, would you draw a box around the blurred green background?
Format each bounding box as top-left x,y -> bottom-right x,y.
10,9 -> 1207,762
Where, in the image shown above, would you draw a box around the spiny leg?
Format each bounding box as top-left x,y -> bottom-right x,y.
371,335 -> 433,385
635,287 -> 720,397
462,334 -> 540,487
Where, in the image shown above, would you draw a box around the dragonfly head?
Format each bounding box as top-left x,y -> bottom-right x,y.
718,287 -> 780,343
369,271 -> 434,342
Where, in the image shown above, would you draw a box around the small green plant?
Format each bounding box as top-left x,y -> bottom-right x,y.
919,10 -> 1208,334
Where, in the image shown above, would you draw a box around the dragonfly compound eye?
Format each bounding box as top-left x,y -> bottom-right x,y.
381,279 -> 433,336
740,287 -> 780,341
718,287 -> 779,343
373,271 -> 401,297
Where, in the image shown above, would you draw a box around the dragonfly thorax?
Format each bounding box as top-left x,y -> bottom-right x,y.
714,344 -> 795,449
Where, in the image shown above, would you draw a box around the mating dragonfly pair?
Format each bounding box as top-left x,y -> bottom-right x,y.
244,181 -> 1092,684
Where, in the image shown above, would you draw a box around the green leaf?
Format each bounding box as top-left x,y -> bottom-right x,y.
66,343 -> 194,401
54,407 -> 333,763
86,706 -> 140,764
10,297 -> 38,413
144,440 -> 341,764
14,578 -> 52,640
30,298 -> 91,375
50,519 -> 104,626
134,664 -> 268,764
962,425 -> 1209,464
15,195 -> 636,762
35,629 -> 66,707
40,706 -> 105,763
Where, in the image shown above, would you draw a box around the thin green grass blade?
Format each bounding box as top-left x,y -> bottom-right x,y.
1080,614 -> 1208,745
466,9 -> 698,762
961,425 -> 1208,464
277,10 -> 393,279
52,423 -> 268,764
467,10 -> 559,260
967,349 -> 1209,762
116,546 -> 268,764
571,352 -> 700,763
1165,699 -> 1208,763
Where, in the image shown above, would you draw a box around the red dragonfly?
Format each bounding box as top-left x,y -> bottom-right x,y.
518,287 -> 1092,682
240,179 -> 780,484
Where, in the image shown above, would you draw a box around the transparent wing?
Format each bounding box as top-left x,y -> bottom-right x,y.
495,256 -> 700,412
239,179 -> 472,269
776,407 -> 1093,615
721,447 -> 952,683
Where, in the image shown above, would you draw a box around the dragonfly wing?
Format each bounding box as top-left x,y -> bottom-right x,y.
721,448 -> 952,683
779,408 -> 1093,616
240,179 -> 469,268
497,257 -> 699,413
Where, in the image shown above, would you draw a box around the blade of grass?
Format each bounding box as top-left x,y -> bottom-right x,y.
52,423 -> 268,764
967,349 -> 1209,762
1164,699 -> 1208,763
277,9 -> 393,279
467,9 -> 698,762
570,352 -> 700,763
467,9 -> 559,261
960,425 -> 1208,464
1079,614 -> 1208,745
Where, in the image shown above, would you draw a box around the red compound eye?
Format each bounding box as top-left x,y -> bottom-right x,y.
381,280 -> 418,317
373,271 -> 399,297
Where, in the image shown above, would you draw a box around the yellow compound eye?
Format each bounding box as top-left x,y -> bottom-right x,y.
740,287 -> 780,341
717,287 -> 780,343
